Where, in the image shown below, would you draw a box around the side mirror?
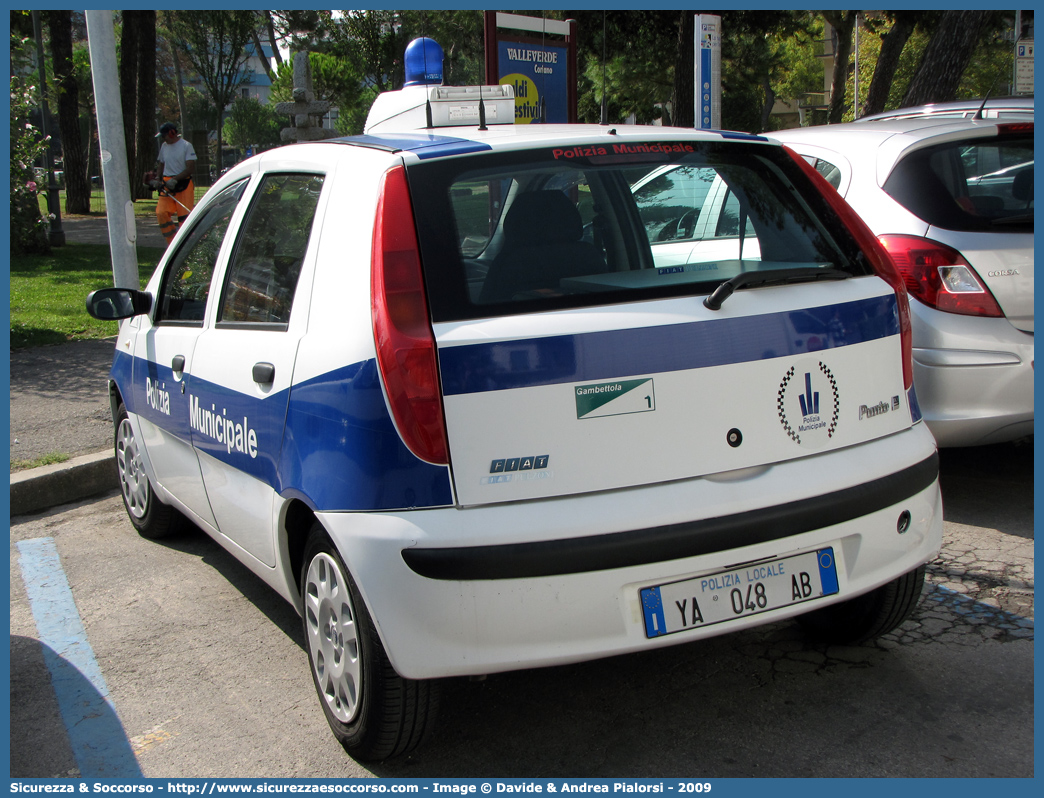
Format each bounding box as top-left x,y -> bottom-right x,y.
85,288 -> 152,320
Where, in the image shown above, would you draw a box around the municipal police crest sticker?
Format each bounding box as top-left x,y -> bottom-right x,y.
778,359 -> 840,449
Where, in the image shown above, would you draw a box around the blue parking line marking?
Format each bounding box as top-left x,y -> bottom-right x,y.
925,584 -> 1034,636
16,537 -> 143,778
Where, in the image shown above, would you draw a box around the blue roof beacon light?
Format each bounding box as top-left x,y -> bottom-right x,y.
404,38 -> 444,87
364,36 -> 514,134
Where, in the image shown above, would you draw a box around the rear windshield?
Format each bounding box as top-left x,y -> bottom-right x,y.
408,140 -> 873,322
884,133 -> 1033,233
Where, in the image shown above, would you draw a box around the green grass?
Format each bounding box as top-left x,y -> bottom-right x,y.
11,452 -> 70,472
10,243 -> 163,348
39,186 -> 210,218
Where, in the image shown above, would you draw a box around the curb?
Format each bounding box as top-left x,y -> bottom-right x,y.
10,450 -> 118,516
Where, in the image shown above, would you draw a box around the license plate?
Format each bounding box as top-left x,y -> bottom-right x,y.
641,548 -> 839,638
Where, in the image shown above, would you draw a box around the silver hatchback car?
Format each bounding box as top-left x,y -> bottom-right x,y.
771,119 -> 1033,447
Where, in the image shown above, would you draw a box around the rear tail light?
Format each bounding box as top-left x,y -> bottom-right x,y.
783,147 -> 914,390
371,164 -> 449,465
878,235 -> 1003,318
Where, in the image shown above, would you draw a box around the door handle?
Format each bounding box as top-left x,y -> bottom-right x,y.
252,362 -> 275,384
172,355 -> 185,373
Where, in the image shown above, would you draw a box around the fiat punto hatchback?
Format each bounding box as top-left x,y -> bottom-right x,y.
88,83 -> 942,761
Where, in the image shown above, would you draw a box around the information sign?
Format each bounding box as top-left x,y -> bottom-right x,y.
694,14 -> 722,130
1016,41 -> 1034,94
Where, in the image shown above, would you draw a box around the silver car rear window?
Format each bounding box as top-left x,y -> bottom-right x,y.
884,133 -> 1033,233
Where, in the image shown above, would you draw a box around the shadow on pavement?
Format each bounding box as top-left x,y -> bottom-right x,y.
937,438 -> 1033,538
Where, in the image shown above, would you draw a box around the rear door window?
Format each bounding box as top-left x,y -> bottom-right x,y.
409,140 -> 871,322
813,158 -> 843,189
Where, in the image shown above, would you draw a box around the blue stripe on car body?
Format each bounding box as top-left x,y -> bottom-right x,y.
439,295 -> 900,396
279,359 -> 453,511
112,352 -> 453,513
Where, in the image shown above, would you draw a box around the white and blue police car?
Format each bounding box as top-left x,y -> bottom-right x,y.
87,45 -> 942,761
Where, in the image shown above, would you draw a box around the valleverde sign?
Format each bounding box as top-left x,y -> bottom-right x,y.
484,12 -> 578,124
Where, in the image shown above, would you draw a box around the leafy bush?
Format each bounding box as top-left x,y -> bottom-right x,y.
10,34 -> 51,256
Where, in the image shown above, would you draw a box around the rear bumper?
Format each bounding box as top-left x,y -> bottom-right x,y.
319,424 -> 942,680
910,303 -> 1034,447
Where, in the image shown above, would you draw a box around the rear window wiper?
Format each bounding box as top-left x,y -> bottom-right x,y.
703,267 -> 849,310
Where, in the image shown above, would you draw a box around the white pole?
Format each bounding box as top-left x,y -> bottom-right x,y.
85,10 -> 139,289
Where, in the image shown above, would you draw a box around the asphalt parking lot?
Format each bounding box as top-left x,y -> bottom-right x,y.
8,440 -> 1034,779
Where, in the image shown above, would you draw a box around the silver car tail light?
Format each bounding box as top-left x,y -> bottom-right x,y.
878,234 -> 1004,318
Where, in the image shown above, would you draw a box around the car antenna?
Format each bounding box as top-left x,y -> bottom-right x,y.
974,82 -> 997,120
422,30 -> 434,129
478,85 -> 487,131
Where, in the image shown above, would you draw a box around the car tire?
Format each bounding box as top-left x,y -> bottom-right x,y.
797,564 -> 926,645
301,524 -> 440,761
114,403 -> 183,539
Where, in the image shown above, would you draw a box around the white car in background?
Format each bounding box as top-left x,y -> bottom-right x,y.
771,118 -> 1033,447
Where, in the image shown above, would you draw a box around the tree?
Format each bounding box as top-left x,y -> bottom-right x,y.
135,12 -> 156,199
270,51 -> 358,105
902,10 -> 992,106
331,10 -> 403,94
250,13 -> 276,80
822,10 -> 859,123
223,97 -> 282,152
69,38 -> 98,190
861,12 -> 928,117
773,17 -> 830,126
268,10 -> 335,54
269,51 -> 368,134
581,53 -> 672,125
955,13 -> 1017,99
166,11 -> 257,173
566,11 -> 678,124
673,11 -> 694,127
45,10 -> 90,213
719,11 -> 816,132
117,11 -> 157,200
395,10 -> 485,86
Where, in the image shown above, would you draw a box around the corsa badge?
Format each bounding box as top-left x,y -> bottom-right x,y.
778,359 -> 840,449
